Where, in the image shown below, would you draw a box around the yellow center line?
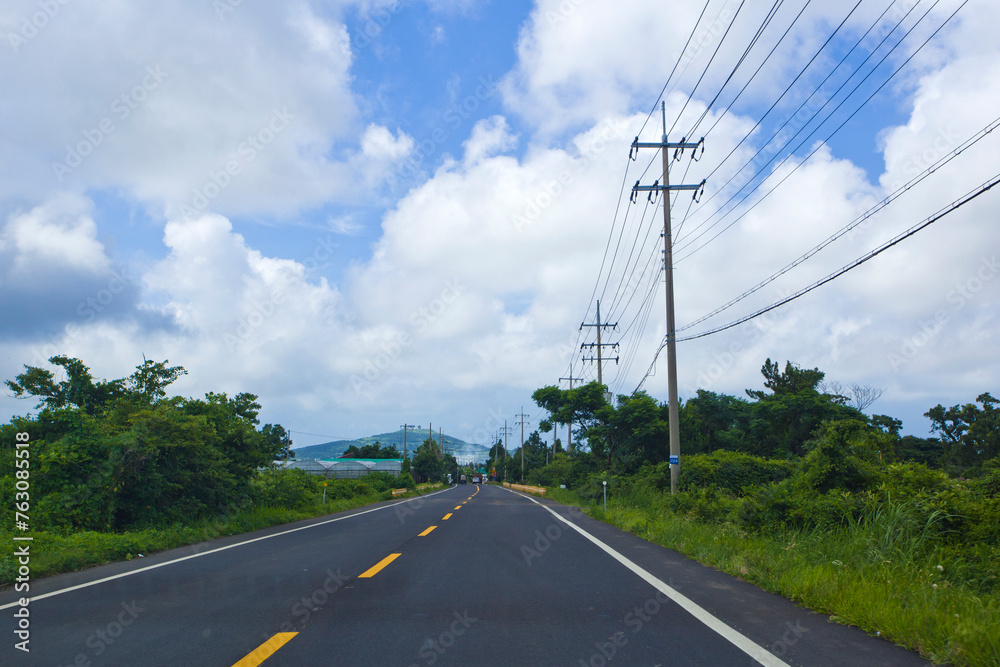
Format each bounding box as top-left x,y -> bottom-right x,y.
454,505 -> 462,510
419,525 -> 437,536
442,513 -> 453,520
231,633 -> 297,667
358,553 -> 401,578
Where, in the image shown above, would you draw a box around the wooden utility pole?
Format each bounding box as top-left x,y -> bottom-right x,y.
400,423 -> 418,459
515,407 -> 529,478
580,300 -> 618,387
630,100 -> 706,494
559,363 -> 583,454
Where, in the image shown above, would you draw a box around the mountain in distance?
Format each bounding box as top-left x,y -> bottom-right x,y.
292,428 -> 491,464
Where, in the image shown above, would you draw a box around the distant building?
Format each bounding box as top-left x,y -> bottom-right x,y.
274,458 -> 403,479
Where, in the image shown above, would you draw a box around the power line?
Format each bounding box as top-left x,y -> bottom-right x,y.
680,173 -> 1000,341
675,0 -> 960,261
633,172 -> 1000,393
678,115 -> 1000,332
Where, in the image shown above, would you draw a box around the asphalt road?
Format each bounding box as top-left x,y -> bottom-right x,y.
1,483 -> 929,666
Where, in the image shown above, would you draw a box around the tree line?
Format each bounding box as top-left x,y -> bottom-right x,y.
1,356 -> 292,532
483,358 -> 998,485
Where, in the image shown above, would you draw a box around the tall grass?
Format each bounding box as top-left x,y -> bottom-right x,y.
553,488 -> 999,666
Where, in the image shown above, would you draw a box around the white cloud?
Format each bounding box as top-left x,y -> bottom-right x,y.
361,124 -> 415,160
0,0 -> 398,218
462,116 -> 518,168
1,194 -> 109,275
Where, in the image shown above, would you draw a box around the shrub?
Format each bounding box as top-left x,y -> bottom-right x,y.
678,450 -> 794,496
249,468 -> 322,509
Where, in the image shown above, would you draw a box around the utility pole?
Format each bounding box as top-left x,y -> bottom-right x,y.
503,420 -> 509,482
630,100 -> 706,494
559,363 -> 583,454
515,407 -> 529,478
400,423 -> 419,460
580,299 -> 619,388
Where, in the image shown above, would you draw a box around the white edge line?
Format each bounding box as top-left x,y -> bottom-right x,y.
0,487 -> 453,610
506,487 -> 790,667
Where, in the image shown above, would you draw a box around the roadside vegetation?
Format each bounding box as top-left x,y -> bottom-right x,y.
499,359 -> 999,666
0,356 -> 423,586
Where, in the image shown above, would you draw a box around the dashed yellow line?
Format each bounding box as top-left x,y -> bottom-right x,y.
454,505 -> 462,510
419,525 -> 437,536
358,553 -> 401,578
232,633 -> 297,667
442,513 -> 453,520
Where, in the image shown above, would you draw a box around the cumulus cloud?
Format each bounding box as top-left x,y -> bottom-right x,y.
1,0 -> 997,442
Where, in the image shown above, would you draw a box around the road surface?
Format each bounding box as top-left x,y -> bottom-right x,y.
1,483 -> 928,666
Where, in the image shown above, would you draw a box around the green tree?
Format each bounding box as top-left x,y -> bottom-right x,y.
926,392 -> 1000,472
682,390 -> 749,453
5,355 -> 125,415
412,438 -> 445,483
743,360 -> 864,457
589,391 -> 667,472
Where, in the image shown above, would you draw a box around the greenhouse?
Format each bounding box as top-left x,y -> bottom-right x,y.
274,458 -> 404,479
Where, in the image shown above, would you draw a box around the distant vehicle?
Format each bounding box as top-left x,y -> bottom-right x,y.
459,474 -> 467,484
471,474 -> 482,484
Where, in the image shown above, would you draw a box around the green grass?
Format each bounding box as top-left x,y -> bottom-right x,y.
0,488 -> 434,587
547,487 -> 1000,667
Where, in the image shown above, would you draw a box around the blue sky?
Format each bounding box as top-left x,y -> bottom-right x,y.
1,0 -> 997,450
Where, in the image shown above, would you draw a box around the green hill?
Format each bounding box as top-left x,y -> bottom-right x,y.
292,429 -> 490,464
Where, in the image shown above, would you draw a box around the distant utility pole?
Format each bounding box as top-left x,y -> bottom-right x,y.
580,299 -> 619,388
630,100 -> 706,495
400,423 -> 418,459
559,363 -> 583,454
503,420 -> 509,482
515,407 -> 529,477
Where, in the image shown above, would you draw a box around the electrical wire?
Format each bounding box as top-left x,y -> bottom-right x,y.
678,115 -> 1000,332
675,0 -> 954,260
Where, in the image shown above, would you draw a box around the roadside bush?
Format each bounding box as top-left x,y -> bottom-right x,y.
249,468 -> 322,509
679,450 -> 794,496
527,453 -> 574,488
799,420 -> 886,493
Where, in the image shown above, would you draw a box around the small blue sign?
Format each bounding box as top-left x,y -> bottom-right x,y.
670,455 -> 679,465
